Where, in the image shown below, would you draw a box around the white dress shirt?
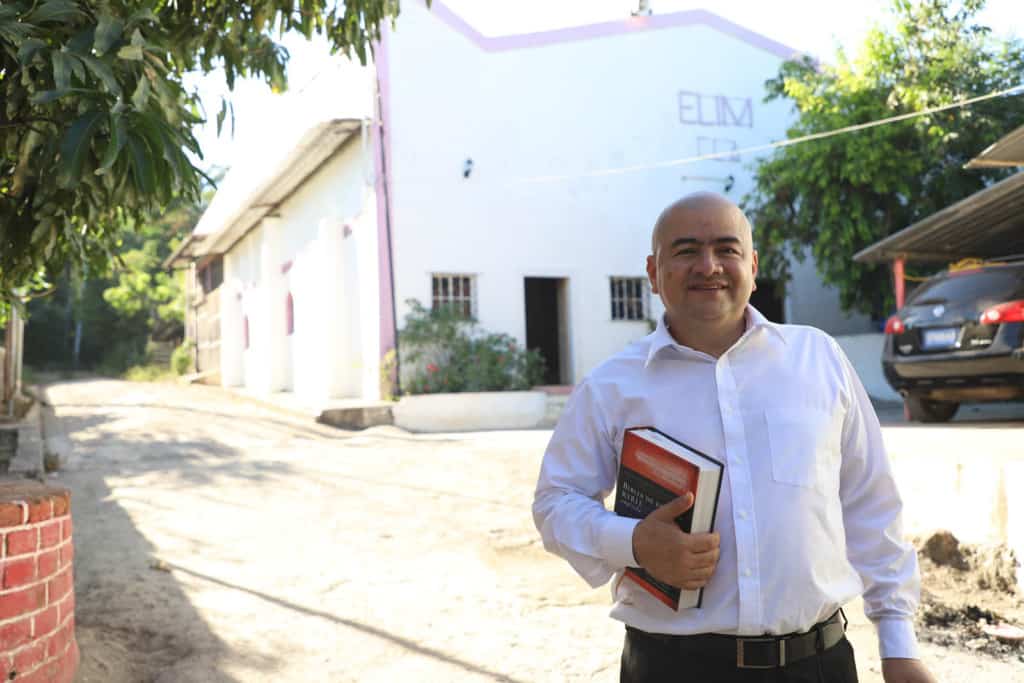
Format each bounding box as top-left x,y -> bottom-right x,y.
533,306 -> 920,659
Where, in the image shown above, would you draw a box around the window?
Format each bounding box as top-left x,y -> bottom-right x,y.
285,293 -> 294,336
198,256 -> 224,295
432,274 -> 475,318
610,277 -> 648,321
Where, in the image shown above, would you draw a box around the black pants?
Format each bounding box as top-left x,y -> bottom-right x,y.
620,628 -> 859,683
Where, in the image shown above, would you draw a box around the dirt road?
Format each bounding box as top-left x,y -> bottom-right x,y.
36,379 -> 1022,682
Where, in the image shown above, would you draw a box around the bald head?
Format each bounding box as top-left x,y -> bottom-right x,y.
651,192 -> 752,255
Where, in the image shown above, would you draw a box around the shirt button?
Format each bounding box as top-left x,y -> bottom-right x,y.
743,569 -> 752,577
738,509 -> 748,520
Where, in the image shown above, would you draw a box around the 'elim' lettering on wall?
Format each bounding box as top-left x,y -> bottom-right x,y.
678,91 -> 754,128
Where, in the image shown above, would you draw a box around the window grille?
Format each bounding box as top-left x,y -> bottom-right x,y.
432,274 -> 475,318
610,277 -> 648,321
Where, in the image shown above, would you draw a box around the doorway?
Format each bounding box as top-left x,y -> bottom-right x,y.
750,278 -> 785,323
524,278 -> 569,385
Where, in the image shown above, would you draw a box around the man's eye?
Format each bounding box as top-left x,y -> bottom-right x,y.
675,249 -> 696,256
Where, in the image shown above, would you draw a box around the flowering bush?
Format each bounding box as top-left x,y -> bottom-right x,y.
398,299 -> 545,395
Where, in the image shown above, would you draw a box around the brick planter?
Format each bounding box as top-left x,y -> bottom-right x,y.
0,482 -> 78,683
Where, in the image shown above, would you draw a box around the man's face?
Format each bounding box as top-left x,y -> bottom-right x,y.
646,200 -> 758,331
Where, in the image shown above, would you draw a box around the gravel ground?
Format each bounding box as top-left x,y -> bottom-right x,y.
29,378 -> 1024,682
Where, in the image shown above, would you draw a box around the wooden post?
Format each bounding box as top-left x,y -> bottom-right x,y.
893,257 -> 906,310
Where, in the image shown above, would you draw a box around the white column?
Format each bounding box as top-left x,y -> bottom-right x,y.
320,217 -> 348,399
219,255 -> 244,387
257,217 -> 286,394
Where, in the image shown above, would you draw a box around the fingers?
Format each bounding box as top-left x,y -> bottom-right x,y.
686,531 -> 720,553
648,492 -> 694,522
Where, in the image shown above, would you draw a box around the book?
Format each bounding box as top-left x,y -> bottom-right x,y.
613,426 -> 724,610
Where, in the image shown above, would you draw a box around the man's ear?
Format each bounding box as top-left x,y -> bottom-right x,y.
646,254 -> 659,294
751,249 -> 759,281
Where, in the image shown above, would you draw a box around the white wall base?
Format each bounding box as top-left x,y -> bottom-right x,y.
392,391 -> 547,432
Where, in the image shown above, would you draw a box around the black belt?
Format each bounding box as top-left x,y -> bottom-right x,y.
627,610 -> 847,669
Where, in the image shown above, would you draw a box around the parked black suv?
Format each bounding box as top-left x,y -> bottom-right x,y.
882,258 -> 1024,422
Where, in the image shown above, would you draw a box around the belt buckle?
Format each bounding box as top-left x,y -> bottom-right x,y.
736,637 -> 785,669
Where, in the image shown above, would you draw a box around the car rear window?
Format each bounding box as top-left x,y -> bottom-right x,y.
908,266 -> 1024,306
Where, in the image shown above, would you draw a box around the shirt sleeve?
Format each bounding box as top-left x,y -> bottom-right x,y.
532,379 -> 640,588
834,342 -> 921,660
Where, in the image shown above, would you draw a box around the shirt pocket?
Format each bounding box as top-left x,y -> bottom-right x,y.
764,405 -> 840,492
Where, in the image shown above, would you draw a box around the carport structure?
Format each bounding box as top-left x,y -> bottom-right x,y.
854,124 -> 1024,307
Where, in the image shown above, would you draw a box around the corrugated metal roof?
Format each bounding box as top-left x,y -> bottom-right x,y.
965,123 -> 1024,169
193,118 -> 364,257
853,171 -> 1024,263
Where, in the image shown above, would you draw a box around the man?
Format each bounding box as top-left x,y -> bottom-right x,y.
532,193 -> 936,682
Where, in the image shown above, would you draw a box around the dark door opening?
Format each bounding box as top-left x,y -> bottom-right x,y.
750,278 -> 785,323
524,277 -> 567,385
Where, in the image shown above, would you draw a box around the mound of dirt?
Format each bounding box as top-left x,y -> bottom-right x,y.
913,531 -> 1024,664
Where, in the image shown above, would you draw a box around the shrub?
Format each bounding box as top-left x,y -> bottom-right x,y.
398,299 -> 545,395
171,341 -> 194,376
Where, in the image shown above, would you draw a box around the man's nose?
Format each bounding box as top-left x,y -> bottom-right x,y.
693,249 -> 723,276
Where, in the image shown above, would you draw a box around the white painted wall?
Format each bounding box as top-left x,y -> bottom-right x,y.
785,247 -> 876,336
218,133 -> 381,406
385,3 -> 838,381
833,333 -> 901,402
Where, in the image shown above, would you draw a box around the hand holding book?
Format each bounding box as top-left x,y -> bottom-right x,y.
632,492 -> 721,591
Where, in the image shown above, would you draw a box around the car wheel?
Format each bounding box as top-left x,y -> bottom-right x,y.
905,395 -> 959,423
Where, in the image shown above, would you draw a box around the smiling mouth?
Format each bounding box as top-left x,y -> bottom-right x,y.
688,283 -> 728,291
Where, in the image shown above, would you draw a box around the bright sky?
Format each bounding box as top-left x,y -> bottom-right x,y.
191,0 -> 1024,171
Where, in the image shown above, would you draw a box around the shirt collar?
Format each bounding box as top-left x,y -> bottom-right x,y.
645,305 -> 787,367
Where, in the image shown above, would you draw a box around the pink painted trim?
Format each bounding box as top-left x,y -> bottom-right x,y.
280,260 -> 293,274
428,2 -> 802,60
374,28 -> 397,360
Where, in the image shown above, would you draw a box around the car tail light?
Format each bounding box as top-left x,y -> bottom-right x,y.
980,300 -> 1024,325
884,315 -> 905,335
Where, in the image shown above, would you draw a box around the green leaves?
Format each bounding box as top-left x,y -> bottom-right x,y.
93,14 -> 124,56
25,0 -> 83,26
57,110 -> 104,188
1,0 -> 403,295
745,0 -> 1024,318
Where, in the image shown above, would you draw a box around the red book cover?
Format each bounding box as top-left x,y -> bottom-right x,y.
613,427 -> 723,610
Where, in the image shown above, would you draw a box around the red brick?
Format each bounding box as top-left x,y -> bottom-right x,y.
2,557 -> 36,589
6,529 -> 37,557
33,605 -> 58,637
27,499 -> 52,524
60,518 -> 71,542
52,494 -> 69,518
47,569 -> 72,603
0,585 -> 45,620
0,503 -> 24,528
13,639 -> 45,673
37,550 -> 58,579
45,623 -> 68,659
0,616 -> 32,650
57,592 -> 74,623
0,653 -> 12,680
39,522 -> 60,550
58,543 -> 73,569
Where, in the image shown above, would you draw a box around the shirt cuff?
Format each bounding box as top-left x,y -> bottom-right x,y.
876,618 -> 919,660
598,514 -> 641,570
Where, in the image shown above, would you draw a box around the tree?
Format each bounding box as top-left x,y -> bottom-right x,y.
743,0 -> 1024,319
102,198 -> 201,342
0,0 -> 403,302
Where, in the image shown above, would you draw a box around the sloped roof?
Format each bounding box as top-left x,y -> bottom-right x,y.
965,123 -> 1024,169
853,171 -> 1024,264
